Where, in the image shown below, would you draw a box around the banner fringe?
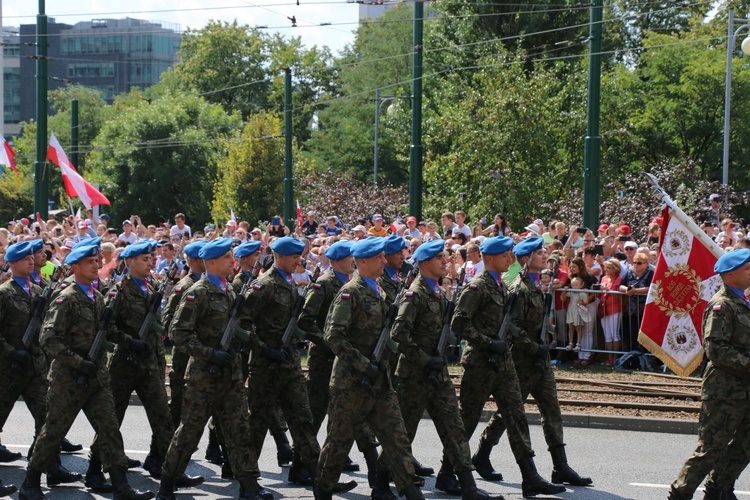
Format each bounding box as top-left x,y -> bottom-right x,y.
638,331 -> 703,378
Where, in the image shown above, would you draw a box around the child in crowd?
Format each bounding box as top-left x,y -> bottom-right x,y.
292,258 -> 312,296
563,277 -> 591,352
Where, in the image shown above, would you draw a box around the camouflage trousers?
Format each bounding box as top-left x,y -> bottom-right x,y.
168,347 -> 190,428
247,360 -> 320,463
673,398 -> 750,497
307,345 -> 378,450
29,374 -> 127,473
0,366 -> 48,438
477,358 -> 564,452
91,350 -> 174,463
317,382 -> 423,493
242,349 -> 288,434
392,373 -> 473,473
704,422 -> 750,492
162,373 -> 259,479
460,361 -> 534,461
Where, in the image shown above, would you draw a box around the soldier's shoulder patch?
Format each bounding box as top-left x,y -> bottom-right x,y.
60,283 -> 68,289
405,290 -> 414,297
313,283 -> 322,290
341,293 -> 351,300
186,294 -> 196,302
54,297 -> 64,304
174,286 -> 182,293
252,283 -> 263,291
107,290 -> 118,298
713,304 -> 722,311
469,284 -> 478,290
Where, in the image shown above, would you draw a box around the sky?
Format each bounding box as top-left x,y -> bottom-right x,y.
1,0 -> 364,55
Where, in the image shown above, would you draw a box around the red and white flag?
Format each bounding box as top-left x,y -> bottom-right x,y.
639,206 -> 723,377
46,132 -> 110,208
296,200 -> 303,228
0,135 -> 18,174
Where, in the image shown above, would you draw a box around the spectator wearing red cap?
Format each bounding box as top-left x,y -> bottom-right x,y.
73,220 -> 92,244
404,216 -> 420,238
597,224 -> 609,238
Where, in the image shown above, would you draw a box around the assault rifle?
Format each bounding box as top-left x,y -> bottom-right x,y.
209,260 -> 261,375
12,265 -> 70,373
275,263 -> 322,365
488,263 -> 529,371
427,271 -> 465,388
361,267 -> 419,393
76,261 -> 129,387
127,261 -> 180,364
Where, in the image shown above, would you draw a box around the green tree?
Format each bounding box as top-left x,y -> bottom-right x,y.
87,90 -> 241,225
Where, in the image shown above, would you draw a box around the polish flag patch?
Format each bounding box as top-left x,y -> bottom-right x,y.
341,293 -> 351,300
186,295 -> 196,302
174,286 -> 182,293
253,284 -> 262,291
313,283 -> 322,290
712,305 -> 721,311
54,297 -> 64,304
405,291 -> 414,297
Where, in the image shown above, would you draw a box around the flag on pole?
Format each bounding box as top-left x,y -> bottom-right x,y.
46,132 -> 110,208
639,206 -> 723,377
296,200 -> 303,228
230,210 -> 237,223
0,135 -> 18,174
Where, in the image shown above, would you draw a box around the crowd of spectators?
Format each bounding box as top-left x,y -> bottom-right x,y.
2,194 -> 746,368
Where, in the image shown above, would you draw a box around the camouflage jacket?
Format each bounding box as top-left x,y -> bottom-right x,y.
509,274 -> 546,361
107,278 -> 162,366
378,271 -> 399,307
324,274 -> 390,391
298,269 -> 345,350
163,273 -> 200,340
0,279 -> 47,374
244,267 -> 297,351
703,285 -> 750,400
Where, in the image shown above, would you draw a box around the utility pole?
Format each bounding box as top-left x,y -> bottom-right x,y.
582,0 -> 603,231
34,0 -> 49,219
283,68 -> 294,226
409,0 -> 424,220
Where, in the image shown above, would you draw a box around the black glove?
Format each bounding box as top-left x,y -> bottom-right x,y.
489,339 -> 508,354
126,338 -> 148,353
9,348 -> 31,366
536,344 -> 549,358
261,347 -> 289,363
78,360 -> 97,377
425,356 -> 444,371
209,349 -> 233,367
363,362 -> 380,384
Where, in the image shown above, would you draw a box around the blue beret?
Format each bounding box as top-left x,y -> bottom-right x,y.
4,241 -> 34,262
119,240 -> 153,259
147,240 -> 159,253
234,241 -> 262,258
65,243 -> 99,265
270,237 -> 305,256
384,235 -> 407,255
184,241 -> 207,259
352,237 -> 387,259
480,236 -> 514,256
412,239 -> 444,262
325,241 -> 354,261
715,248 -> 750,274
73,236 -> 101,250
29,239 -> 44,254
198,238 -> 233,260
513,237 -> 544,257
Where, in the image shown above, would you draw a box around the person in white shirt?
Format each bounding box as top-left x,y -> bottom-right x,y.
118,220 -> 138,245
454,210 -> 472,239
169,213 -> 191,239
463,242 -> 485,280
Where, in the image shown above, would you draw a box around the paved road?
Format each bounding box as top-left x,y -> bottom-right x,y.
0,398 -> 747,499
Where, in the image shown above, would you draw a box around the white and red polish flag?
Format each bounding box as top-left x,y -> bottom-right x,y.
0,135 -> 18,174
46,132 -> 110,208
296,200 -> 303,228
639,205 -> 723,377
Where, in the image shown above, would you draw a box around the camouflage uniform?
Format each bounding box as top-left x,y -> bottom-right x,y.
671,285 -> 750,498
451,270 -> 535,460
297,269 -> 378,449
89,278 -> 173,467
0,279 -> 48,444
478,273 -> 565,451
317,274 -> 422,493
243,268 -> 320,463
389,275 -> 474,471
29,282 -> 129,474
161,276 -> 260,480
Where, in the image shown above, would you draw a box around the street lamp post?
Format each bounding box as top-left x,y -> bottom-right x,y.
373,88 -> 394,189
722,8 -> 750,187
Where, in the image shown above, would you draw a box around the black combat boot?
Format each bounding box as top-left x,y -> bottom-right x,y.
703,486 -> 722,500
109,468 -> 155,500
126,457 -> 141,469
549,446 -> 592,486
19,467 -> 45,500
435,456 -> 461,496
238,476 -> 274,500
221,460 -> 234,480
412,458 -> 434,477
271,429 -> 293,467
472,439 -> 503,481
0,443 -> 21,462
363,446 -> 379,488
154,475 -> 175,500
457,469 -> 505,499
175,473 -> 204,489
85,452 -> 114,493
668,485 -> 690,500
0,479 -> 17,497
289,452 -> 312,485
371,467 -> 398,500
60,438 -> 83,453
518,457 -> 565,498
143,436 -> 161,479
402,484 -> 426,500
205,426 -> 224,465
46,455 -> 82,486
343,455 -> 360,472
313,482 -> 333,500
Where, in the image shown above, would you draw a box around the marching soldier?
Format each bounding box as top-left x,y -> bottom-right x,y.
155,238 -> 271,500
18,242 -> 154,500
384,238 -> 501,500
670,249 -> 750,500
315,237 -> 425,500
447,236 -> 564,498
478,237 -> 590,492
85,241 -> 203,492
297,240 -> 380,485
